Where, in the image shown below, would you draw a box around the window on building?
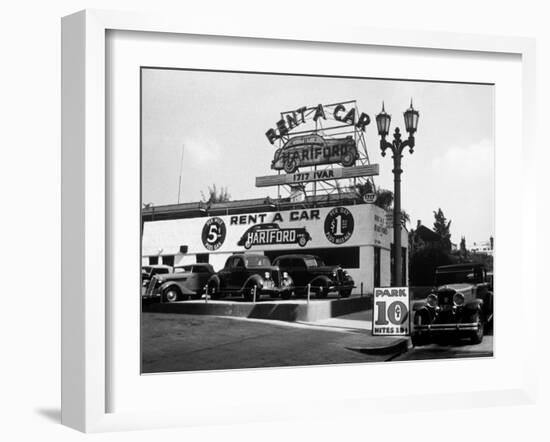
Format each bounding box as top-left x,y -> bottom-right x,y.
196,253 -> 209,263
265,247 -> 360,269
162,255 -> 175,266
149,256 -> 159,265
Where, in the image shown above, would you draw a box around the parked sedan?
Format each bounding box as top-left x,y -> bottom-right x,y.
143,263 -> 215,302
411,263 -> 494,345
206,253 -> 293,301
273,254 -> 354,298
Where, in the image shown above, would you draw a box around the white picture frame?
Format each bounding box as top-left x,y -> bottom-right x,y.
61,9 -> 537,433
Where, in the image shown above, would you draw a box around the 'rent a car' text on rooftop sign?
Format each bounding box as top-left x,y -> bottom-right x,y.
265,101 -> 371,144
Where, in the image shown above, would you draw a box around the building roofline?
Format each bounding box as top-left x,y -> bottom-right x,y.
142,193 -> 371,221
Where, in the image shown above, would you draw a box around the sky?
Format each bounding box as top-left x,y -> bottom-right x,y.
141,68 -> 494,248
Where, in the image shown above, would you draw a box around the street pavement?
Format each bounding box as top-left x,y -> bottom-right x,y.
141,311 -> 401,373
393,335 -> 493,361
141,310 -> 493,373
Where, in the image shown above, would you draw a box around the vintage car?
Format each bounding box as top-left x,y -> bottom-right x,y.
143,263 -> 215,302
206,253 -> 294,301
272,254 -> 354,298
271,134 -> 358,174
411,263 -> 494,346
237,223 -> 311,249
141,264 -> 173,288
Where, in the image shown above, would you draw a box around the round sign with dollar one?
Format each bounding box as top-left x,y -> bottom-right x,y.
324,206 -> 354,244
372,287 -> 410,335
201,217 -> 226,251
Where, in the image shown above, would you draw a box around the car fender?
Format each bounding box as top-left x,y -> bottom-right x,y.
242,274 -> 264,290
308,275 -> 332,289
159,282 -> 195,296
207,274 -> 221,289
282,274 -> 294,289
413,306 -> 437,324
464,298 -> 483,312
411,299 -> 427,312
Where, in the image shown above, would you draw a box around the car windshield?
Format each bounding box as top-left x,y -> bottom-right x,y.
152,268 -> 170,275
304,257 -> 325,267
435,270 -> 479,285
174,266 -> 192,273
245,255 -> 271,267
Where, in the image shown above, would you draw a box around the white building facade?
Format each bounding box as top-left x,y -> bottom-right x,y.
142,202 -> 408,294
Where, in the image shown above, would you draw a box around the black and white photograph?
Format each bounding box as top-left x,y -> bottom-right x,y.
140,67 -> 494,373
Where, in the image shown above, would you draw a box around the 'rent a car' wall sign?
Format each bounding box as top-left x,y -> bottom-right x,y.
142,204 -> 393,257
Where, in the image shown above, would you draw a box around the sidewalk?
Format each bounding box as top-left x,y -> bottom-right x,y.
300,309 -> 373,331
234,309 -> 410,356
300,309 -> 410,355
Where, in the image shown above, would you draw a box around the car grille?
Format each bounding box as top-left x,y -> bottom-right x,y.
437,291 -> 454,306
336,269 -> 344,282
271,270 -> 281,287
146,276 -> 158,296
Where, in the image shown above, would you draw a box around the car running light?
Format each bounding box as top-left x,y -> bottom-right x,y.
426,293 -> 438,308
283,272 -> 289,279
264,272 -> 271,279
453,293 -> 465,306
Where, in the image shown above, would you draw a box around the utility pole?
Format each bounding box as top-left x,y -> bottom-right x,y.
177,144 -> 184,204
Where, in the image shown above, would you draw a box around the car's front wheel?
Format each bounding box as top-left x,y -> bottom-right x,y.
317,284 -> 329,299
243,283 -> 260,302
280,290 -> 292,300
412,309 -> 431,346
163,287 -> 180,303
340,288 -> 352,298
469,311 -> 485,344
207,280 -> 221,300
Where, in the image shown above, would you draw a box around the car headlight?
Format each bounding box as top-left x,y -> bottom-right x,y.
264,272 -> 271,279
282,274 -> 293,287
453,293 -> 465,306
426,293 -> 438,308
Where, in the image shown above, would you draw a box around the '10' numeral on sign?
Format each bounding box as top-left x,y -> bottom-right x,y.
375,300 -> 409,325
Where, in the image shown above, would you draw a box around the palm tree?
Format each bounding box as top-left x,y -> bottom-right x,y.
201,184 -> 231,204
350,182 -> 409,225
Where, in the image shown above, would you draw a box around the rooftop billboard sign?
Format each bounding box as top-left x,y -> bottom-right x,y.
265,101 -> 371,145
256,164 -> 379,187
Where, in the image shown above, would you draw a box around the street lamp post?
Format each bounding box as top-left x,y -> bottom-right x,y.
375,101 -> 419,287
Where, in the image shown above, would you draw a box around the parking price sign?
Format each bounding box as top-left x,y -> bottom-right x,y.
373,287 -> 410,336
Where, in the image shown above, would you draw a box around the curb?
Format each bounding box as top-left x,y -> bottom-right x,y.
346,337 -> 411,356
143,295 -> 373,322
